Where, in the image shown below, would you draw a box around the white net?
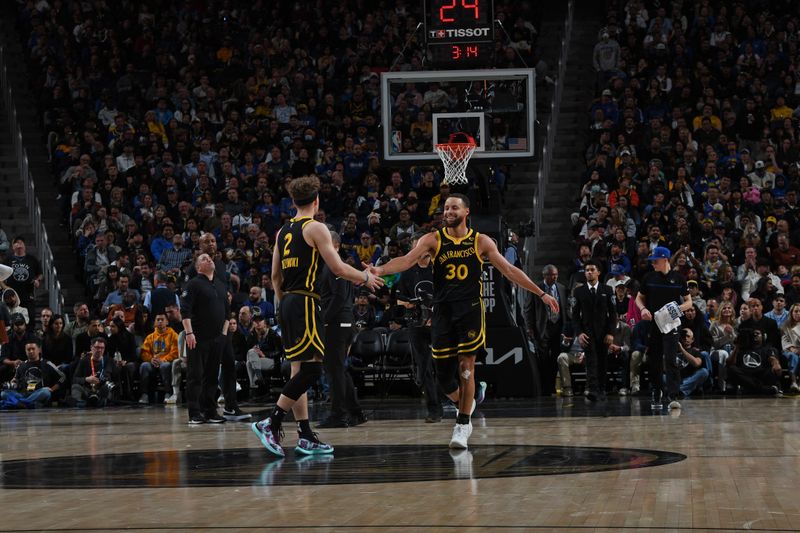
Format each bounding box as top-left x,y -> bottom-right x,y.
435,143 -> 476,185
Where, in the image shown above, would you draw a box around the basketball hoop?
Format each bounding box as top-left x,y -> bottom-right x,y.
435,133 -> 476,186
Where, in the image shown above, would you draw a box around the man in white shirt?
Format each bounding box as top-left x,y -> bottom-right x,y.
748,160 -> 775,189
115,143 -> 136,173
740,257 -> 784,301
606,263 -> 630,291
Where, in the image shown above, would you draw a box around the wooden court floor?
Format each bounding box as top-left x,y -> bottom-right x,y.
2,396 -> 800,532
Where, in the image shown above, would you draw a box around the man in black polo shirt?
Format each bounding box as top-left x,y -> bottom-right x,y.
187,233 -> 249,421
181,253 -> 229,425
634,246 -> 693,411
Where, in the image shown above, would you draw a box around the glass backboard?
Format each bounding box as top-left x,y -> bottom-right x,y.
380,69 -> 535,162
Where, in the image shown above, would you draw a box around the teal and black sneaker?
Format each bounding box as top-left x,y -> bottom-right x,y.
251,418 -> 285,458
295,432 -> 334,455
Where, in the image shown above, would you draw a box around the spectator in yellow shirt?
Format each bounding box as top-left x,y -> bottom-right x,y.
355,232 -> 382,265
410,111 -> 432,140
428,182 -> 451,216
144,110 -> 168,147
770,94 -> 793,122
692,105 -> 722,131
138,312 -> 179,404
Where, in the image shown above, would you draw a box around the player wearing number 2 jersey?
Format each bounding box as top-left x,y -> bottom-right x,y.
366,193 -> 559,449
251,176 -> 383,459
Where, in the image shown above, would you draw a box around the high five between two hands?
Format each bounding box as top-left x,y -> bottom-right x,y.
362,260 -> 560,317
358,263 -> 384,292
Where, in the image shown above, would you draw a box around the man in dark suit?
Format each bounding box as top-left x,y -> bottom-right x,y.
571,260 -> 617,401
525,264 -> 569,395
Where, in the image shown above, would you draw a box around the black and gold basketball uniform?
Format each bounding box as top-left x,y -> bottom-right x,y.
430,228 -> 486,358
277,216 -> 325,361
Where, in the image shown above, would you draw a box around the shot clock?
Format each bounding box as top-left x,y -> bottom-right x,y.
425,0 -> 495,68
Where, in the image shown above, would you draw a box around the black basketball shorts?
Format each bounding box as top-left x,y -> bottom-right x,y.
280,293 -> 325,361
430,298 -> 486,359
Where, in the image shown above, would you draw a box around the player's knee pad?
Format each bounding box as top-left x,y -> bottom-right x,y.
282,361 -> 323,401
435,357 -> 459,395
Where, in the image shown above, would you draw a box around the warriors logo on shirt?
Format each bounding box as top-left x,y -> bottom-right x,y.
742,351 -> 763,369
12,263 -> 31,282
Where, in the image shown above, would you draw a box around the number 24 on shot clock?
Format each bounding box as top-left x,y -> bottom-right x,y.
425,0 -> 495,68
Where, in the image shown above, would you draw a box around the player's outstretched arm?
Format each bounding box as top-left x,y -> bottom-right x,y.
307,222 -> 384,291
478,234 -> 559,314
364,232 -> 437,276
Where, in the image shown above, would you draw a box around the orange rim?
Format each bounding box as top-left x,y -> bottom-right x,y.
435,143 -> 476,161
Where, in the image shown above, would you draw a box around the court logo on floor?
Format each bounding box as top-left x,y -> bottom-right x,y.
0,444 -> 685,488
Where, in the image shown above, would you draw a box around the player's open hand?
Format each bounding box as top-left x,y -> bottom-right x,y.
542,293 -> 559,315
363,270 -> 385,292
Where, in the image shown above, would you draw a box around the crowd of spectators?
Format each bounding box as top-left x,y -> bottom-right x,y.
562,0 -> 800,398
1,0 -> 539,407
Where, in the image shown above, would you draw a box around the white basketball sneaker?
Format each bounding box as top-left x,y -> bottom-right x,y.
449,423 -> 473,449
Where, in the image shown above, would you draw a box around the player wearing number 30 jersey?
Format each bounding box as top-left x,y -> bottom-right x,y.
365,193 -> 559,450
430,226 -> 485,360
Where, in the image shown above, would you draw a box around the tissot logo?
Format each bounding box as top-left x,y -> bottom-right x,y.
429,27 -> 491,39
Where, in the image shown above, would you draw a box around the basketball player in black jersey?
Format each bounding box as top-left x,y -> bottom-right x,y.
366,193 -> 559,448
252,176 -> 383,457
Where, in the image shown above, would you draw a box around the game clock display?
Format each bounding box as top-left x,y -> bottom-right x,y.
426,0 -> 494,68
428,42 -> 494,67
